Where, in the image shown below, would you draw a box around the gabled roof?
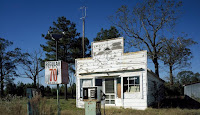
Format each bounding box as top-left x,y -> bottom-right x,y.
147,68 -> 165,83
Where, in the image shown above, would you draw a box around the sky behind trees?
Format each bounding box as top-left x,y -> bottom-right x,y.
0,0 -> 200,85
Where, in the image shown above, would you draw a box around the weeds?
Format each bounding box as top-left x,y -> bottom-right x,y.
1,97 -> 200,115
0,94 -> 26,115
29,95 -> 56,115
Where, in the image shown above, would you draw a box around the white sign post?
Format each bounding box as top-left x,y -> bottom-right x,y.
45,61 -> 69,84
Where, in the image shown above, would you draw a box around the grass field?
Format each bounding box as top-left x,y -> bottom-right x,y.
0,96 -> 200,115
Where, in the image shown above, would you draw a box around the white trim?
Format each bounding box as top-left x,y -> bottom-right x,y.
114,78 -> 117,100
141,73 -> 143,99
121,76 -> 123,99
104,78 -> 116,105
79,78 -> 93,98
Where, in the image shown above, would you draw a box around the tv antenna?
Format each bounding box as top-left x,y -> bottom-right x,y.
80,6 -> 86,58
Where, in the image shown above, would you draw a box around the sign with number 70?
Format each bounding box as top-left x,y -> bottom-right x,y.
45,61 -> 68,84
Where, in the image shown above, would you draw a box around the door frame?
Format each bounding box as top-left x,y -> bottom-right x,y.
103,77 -> 116,105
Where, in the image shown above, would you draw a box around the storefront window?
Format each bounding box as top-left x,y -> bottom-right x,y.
123,76 -> 140,93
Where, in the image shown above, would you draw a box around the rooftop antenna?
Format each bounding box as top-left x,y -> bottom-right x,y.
80,6 -> 86,58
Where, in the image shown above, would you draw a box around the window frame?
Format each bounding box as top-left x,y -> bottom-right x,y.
80,78 -> 93,98
123,76 -> 140,93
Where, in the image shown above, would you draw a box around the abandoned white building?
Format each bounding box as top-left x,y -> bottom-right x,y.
75,37 -> 164,110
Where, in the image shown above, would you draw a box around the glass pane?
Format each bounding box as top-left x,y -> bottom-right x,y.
105,100 -> 109,104
111,100 -> 115,104
82,79 -> 93,87
111,95 -> 115,99
123,77 -> 128,93
95,79 -> 102,86
105,95 -> 109,99
129,76 -> 139,85
123,77 -> 128,84
105,79 -> 114,93
117,78 -> 121,84
135,76 -> 140,84
129,85 -> 140,92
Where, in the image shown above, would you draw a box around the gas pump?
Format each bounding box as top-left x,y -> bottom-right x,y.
84,87 -> 101,115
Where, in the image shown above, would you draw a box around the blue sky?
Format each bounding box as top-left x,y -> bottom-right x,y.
1,0 -> 200,86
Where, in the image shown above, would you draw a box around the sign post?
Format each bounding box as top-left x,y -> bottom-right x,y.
45,61 -> 68,115
47,32 -> 67,115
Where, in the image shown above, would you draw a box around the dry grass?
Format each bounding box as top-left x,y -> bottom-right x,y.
30,95 -> 56,115
0,95 -> 27,115
103,108 -> 200,115
0,97 -> 200,115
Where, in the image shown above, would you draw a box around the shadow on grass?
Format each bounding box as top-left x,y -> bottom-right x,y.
152,95 -> 200,109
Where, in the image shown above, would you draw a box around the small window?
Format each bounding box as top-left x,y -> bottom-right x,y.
80,79 -> 93,97
123,76 -> 140,93
95,79 -> 102,86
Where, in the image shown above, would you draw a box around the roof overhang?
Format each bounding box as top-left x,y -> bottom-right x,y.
79,68 -> 144,76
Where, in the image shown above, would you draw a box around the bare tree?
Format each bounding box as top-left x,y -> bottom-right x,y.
160,36 -> 197,85
111,0 -> 183,77
19,50 -> 44,88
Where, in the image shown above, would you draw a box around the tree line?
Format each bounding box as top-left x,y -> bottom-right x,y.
5,81 -> 76,98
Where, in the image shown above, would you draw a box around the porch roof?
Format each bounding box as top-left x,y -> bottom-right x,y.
79,68 -> 144,76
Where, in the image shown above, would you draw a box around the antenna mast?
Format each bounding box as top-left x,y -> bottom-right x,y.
80,6 -> 86,58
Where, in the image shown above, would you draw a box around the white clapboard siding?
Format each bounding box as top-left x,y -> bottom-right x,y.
123,99 -> 147,110
75,38 -> 164,110
76,50 -> 147,76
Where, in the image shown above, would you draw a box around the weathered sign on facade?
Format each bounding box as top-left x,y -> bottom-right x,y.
45,61 -> 69,84
76,37 -> 146,76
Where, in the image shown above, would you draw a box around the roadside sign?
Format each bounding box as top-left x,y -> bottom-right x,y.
45,61 -> 69,84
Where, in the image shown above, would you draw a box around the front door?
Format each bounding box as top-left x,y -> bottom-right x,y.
105,78 -> 115,104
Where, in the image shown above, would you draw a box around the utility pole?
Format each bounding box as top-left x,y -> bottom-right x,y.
80,6 -> 86,58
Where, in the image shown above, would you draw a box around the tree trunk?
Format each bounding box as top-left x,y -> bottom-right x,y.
153,58 -> 160,78
65,84 -> 68,100
0,78 -> 4,98
170,65 -> 173,85
71,86 -> 73,99
0,60 -> 3,98
34,76 -> 37,88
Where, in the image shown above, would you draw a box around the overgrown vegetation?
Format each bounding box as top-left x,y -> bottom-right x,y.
0,95 -> 26,115
5,82 -> 76,98
0,96 -> 200,115
164,71 -> 200,97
